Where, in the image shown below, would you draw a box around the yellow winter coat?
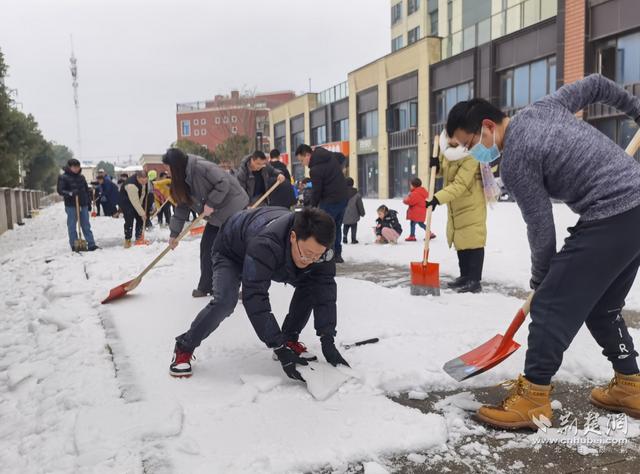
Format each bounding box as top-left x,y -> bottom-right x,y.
152,178 -> 175,207
434,154 -> 487,250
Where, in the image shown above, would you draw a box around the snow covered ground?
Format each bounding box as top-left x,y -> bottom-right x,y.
1,200 -> 638,473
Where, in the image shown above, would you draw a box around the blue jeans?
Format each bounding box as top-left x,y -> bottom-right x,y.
320,200 -> 347,257
64,205 -> 95,249
410,221 -> 426,237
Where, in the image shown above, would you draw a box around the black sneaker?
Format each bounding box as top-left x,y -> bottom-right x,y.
342,239 -> 348,244
334,254 -> 344,263
456,280 -> 482,294
170,344 -> 194,377
351,240 -> 359,244
447,276 -> 468,289
87,245 -> 99,251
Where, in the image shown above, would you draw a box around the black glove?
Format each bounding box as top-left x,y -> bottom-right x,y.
321,337 -> 350,367
426,196 -> 439,211
529,278 -> 541,290
274,345 -> 308,381
429,156 -> 440,172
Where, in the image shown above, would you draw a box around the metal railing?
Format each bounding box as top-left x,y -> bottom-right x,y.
388,128 -> 417,150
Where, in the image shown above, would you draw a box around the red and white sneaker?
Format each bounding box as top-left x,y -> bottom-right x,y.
272,341 -> 318,361
170,344 -> 194,377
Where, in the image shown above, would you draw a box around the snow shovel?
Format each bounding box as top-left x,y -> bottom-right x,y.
150,199 -> 169,220
101,180 -> 282,304
443,293 -> 533,381
102,214 -> 206,304
73,195 -> 88,252
410,137 -> 440,296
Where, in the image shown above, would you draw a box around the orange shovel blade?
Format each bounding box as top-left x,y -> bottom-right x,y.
101,280 -> 134,304
410,261 -> 440,296
91,211 -> 97,217
134,238 -> 150,246
443,335 -> 521,381
190,225 -> 206,236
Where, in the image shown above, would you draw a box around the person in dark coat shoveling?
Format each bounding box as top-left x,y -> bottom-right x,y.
169,207 -> 350,379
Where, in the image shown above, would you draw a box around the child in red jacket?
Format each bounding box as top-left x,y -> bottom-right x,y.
403,177 -> 435,241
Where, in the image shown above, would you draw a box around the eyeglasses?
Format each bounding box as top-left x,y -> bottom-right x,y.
295,238 -> 333,263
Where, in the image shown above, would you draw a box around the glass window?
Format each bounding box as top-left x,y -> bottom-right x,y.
500,71 -> 513,108
506,4 -> 521,34
391,2 -> 402,25
457,82 -> 470,101
181,120 -> 190,136
333,119 -> 349,141
616,31 -> 640,85
392,35 -> 404,51
408,26 -> 421,45
201,129 -> 206,135
358,110 -> 379,139
445,87 -> 457,115
548,57 -> 557,92
215,117 -> 220,124
408,0 -> 420,16
477,18 -> 490,45
194,129 -> 199,137
529,59 -> 547,102
463,24 -> 476,50
201,118 -> 206,125
513,64 -> 530,108
452,31 -> 462,55
429,11 -> 439,35
311,125 -> 326,146
194,119 -> 199,125
491,11 -> 505,39
410,102 -> 418,128
523,0 -> 540,27
540,0 -> 556,19
231,126 -> 238,134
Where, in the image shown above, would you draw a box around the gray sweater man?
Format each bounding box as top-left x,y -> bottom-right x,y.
446,74 -> 640,430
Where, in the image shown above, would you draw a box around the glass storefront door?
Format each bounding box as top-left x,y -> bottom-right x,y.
358,153 -> 379,198
389,148 -> 417,197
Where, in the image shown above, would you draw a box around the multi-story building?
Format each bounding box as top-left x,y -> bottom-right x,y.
175,90 -> 295,154
270,0 -> 640,199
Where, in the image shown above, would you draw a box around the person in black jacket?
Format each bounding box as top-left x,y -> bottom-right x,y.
375,205 -> 403,244
56,159 -> 98,251
119,171 -> 150,247
269,148 -> 291,182
295,144 -> 349,263
169,207 -> 349,379
235,151 -> 286,206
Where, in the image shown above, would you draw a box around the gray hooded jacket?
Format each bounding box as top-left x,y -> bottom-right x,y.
169,154 -> 249,237
234,155 -> 281,205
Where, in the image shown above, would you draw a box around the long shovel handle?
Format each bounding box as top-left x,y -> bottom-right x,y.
135,214 -> 206,281
625,128 -> 640,156
150,199 -> 169,219
75,195 -> 83,240
422,138 -> 440,265
249,179 -> 282,209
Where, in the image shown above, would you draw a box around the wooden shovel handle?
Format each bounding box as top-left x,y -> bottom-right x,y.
136,214 -> 206,280
249,179 -> 282,209
150,199 -> 169,219
500,292 -> 534,347
625,128 -> 640,156
422,137 -> 440,265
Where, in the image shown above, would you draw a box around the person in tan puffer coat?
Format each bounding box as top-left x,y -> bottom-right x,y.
429,131 -> 487,293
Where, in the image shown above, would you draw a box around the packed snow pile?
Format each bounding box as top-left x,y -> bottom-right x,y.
0,200 -> 638,472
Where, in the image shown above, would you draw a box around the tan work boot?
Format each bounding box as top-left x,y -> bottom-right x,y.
475,374 -> 553,430
590,372 -> 640,419
123,239 -> 132,249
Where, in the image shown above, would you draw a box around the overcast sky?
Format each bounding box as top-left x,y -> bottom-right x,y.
1,0 -> 389,164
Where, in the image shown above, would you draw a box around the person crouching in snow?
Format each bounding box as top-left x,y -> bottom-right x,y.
169,207 -> 350,379
119,171 -> 149,248
375,205 -> 402,244
402,177 -> 435,241
446,74 -> 640,430
425,130 -> 494,294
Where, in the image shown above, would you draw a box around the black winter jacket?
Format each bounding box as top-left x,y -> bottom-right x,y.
270,160 -> 291,182
376,209 -> 403,235
215,207 -> 338,347
309,147 -> 348,206
57,168 -> 91,207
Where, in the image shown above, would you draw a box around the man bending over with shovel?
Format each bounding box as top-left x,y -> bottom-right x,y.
446,74 -> 640,429
169,206 -> 350,379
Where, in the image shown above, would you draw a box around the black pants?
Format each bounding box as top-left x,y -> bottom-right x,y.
457,248 -> 485,281
123,209 -> 143,240
343,223 -> 358,243
157,203 -> 172,225
197,223 -> 219,292
320,200 -> 347,257
525,205 -> 640,385
176,254 -> 319,351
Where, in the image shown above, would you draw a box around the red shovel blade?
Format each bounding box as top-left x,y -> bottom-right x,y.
101,279 -> 134,304
443,335 -> 521,382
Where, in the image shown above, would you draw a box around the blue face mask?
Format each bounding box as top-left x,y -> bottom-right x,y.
468,127 -> 501,164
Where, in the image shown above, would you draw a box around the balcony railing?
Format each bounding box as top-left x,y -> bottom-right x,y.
588,82 -> 640,120
388,128 -> 417,150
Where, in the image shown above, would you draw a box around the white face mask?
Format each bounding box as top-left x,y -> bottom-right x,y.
439,130 -> 468,161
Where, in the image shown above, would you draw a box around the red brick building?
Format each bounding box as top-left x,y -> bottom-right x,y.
175,90 -> 296,153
